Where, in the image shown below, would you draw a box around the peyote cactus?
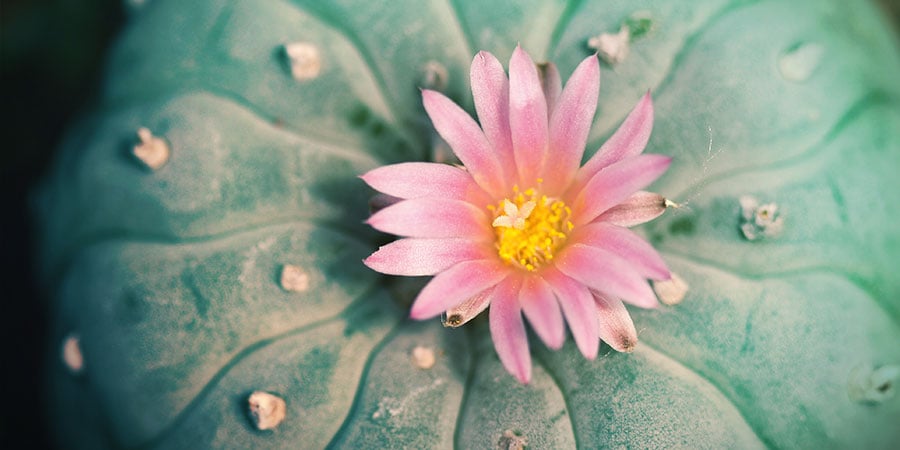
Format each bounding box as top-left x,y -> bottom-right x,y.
37,0 -> 900,448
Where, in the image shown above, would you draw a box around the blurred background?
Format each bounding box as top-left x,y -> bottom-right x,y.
2,1 -> 122,448
1,0 -> 897,448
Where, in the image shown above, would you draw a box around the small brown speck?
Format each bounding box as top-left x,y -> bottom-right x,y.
444,314 -> 462,327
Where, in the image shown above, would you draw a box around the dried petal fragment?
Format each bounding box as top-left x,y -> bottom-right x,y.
443,288 -> 493,328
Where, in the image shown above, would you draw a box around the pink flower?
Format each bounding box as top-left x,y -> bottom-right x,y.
361,46 -> 672,384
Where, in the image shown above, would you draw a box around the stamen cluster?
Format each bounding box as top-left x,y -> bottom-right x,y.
490,186 -> 573,272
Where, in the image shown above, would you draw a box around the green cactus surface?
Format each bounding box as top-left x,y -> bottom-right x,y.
37,0 -> 900,448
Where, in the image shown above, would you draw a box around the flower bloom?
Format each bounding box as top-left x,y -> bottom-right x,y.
362,46 -> 672,383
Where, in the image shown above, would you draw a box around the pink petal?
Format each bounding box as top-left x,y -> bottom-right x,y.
542,267 -> 599,359
508,46 -> 549,186
519,275 -> 565,350
444,286 -> 494,327
554,244 -> 659,308
572,92 -> 655,193
471,51 -> 516,186
595,191 -> 667,227
360,162 -> 492,206
572,223 -> 670,280
364,238 -> 490,276
593,292 -> 638,353
422,89 -> 506,197
367,198 -> 491,239
489,275 -> 532,384
543,54 -> 600,195
538,62 -> 562,113
410,259 -> 509,320
571,154 -> 672,225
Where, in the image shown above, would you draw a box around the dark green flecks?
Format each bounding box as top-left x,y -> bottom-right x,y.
624,14 -> 655,40
294,345 -> 340,408
115,289 -> 149,326
778,41 -> 824,82
346,102 -> 417,162
668,216 -> 697,236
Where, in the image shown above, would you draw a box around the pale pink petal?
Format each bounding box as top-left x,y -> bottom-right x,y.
410,260 -> 509,320
519,275 -> 565,350
542,267 -> 599,359
543,54 -> 600,195
593,292 -> 638,353
367,198 -> 491,239
595,191 -> 667,227
538,62 -> 562,113
471,51 -> 516,186
572,222 -> 671,280
508,46 -> 549,186
423,89 -> 505,197
489,275 -> 531,384
555,244 -> 659,308
364,238 -> 491,276
572,92 -> 654,193
361,162 -> 492,206
444,286 -> 494,327
571,154 -> 672,225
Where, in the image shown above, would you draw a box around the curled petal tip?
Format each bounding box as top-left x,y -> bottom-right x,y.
512,44 -> 529,59
639,91 -> 654,116
653,154 -> 674,171
421,88 -> 437,99
546,339 -> 565,351
409,302 -> 434,321
620,337 -> 637,353
642,298 -> 660,309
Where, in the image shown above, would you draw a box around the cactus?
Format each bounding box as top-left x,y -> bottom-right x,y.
37,0 -> 900,448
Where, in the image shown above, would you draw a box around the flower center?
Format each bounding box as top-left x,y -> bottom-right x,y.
489,185 -> 573,272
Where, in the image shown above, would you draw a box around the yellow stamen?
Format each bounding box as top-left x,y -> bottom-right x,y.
490,187 -> 572,272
